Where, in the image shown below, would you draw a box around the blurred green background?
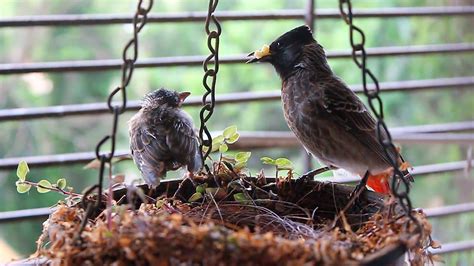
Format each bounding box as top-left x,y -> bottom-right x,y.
0,0 -> 472,264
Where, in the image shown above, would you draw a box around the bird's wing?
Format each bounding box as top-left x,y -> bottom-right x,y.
130,125 -> 172,185
166,112 -> 202,172
317,78 -> 397,166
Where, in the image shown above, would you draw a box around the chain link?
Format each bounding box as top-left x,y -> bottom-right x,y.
338,0 -> 421,232
199,0 -> 221,166
77,0 -> 153,239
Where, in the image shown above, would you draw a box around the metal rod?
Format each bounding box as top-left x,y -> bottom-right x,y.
228,132 -> 474,149
0,43 -> 472,74
390,133 -> 474,145
389,121 -> 474,134
0,125 -> 471,170
429,240 -> 474,255
424,202 -> 474,218
0,150 -> 129,170
0,6 -> 472,27
328,160 -> 471,183
0,77 -> 472,122
305,0 -> 315,30
0,207 -> 51,223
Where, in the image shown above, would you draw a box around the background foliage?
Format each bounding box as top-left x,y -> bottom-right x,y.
0,0 -> 472,264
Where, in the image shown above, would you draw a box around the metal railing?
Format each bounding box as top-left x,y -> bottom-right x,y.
1,43 -> 472,74
0,2 -> 473,256
0,77 -> 472,121
0,6 -> 472,27
0,121 -> 472,170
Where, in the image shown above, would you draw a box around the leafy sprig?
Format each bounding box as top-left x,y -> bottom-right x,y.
260,156 -> 294,178
15,161 -> 78,196
204,125 -> 240,153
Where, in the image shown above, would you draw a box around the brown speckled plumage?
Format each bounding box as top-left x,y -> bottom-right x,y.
249,25 -> 403,182
128,89 -> 201,186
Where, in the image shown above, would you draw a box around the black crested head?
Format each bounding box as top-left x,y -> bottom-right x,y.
142,88 -> 183,109
269,25 -> 315,77
272,25 -> 314,48
247,25 -> 317,78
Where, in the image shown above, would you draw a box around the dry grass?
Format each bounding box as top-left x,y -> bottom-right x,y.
34,165 -> 441,265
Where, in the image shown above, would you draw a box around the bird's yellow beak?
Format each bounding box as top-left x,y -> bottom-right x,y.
246,44 -> 271,63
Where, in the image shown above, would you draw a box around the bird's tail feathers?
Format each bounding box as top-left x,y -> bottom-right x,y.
187,150 -> 203,173
140,163 -> 165,187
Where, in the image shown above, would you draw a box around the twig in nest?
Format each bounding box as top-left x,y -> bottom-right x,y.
207,190 -> 224,223
330,183 -> 366,230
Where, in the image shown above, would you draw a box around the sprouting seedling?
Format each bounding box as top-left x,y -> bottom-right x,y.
203,125 -> 240,153
260,157 -> 294,178
188,183 -> 227,202
233,151 -> 251,170
188,183 -> 208,202
15,160 -> 76,195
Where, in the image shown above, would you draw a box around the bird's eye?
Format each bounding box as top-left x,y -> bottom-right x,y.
276,42 -> 282,49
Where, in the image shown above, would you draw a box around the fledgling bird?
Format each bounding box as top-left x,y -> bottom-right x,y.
128,88 -> 202,187
247,25 -> 410,194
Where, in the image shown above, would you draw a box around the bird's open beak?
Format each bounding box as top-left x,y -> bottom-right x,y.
178,92 -> 191,104
246,44 -> 272,63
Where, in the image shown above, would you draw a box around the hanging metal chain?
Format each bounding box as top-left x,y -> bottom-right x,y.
199,0 -> 221,165
338,0 -> 420,230
77,0 -> 153,238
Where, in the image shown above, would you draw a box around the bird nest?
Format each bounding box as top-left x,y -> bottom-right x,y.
32,162 -> 439,265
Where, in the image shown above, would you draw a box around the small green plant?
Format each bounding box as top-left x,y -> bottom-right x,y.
203,125 -> 252,171
233,151 -> 251,170
204,125 -> 240,153
15,160 -> 75,195
233,192 -> 252,203
188,183 -> 227,202
260,156 -> 294,178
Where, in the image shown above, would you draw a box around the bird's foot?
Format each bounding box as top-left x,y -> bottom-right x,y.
347,171 -> 370,207
348,182 -> 367,204
297,166 -> 336,183
172,172 -> 196,200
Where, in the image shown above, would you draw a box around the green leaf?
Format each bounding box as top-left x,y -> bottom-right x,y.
56,178 -> 67,189
211,145 -> 220,152
223,125 -> 237,139
37,180 -> 52,193
188,192 -> 203,202
233,192 -> 250,202
219,143 -> 228,153
17,161 -> 29,181
226,132 -> 240,144
235,152 -> 251,162
212,135 -> 225,145
16,181 -> 31,193
260,157 -> 275,165
196,184 -> 208,194
211,135 -> 225,152
156,199 -> 165,208
275,158 -> 294,169
234,161 -> 247,170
